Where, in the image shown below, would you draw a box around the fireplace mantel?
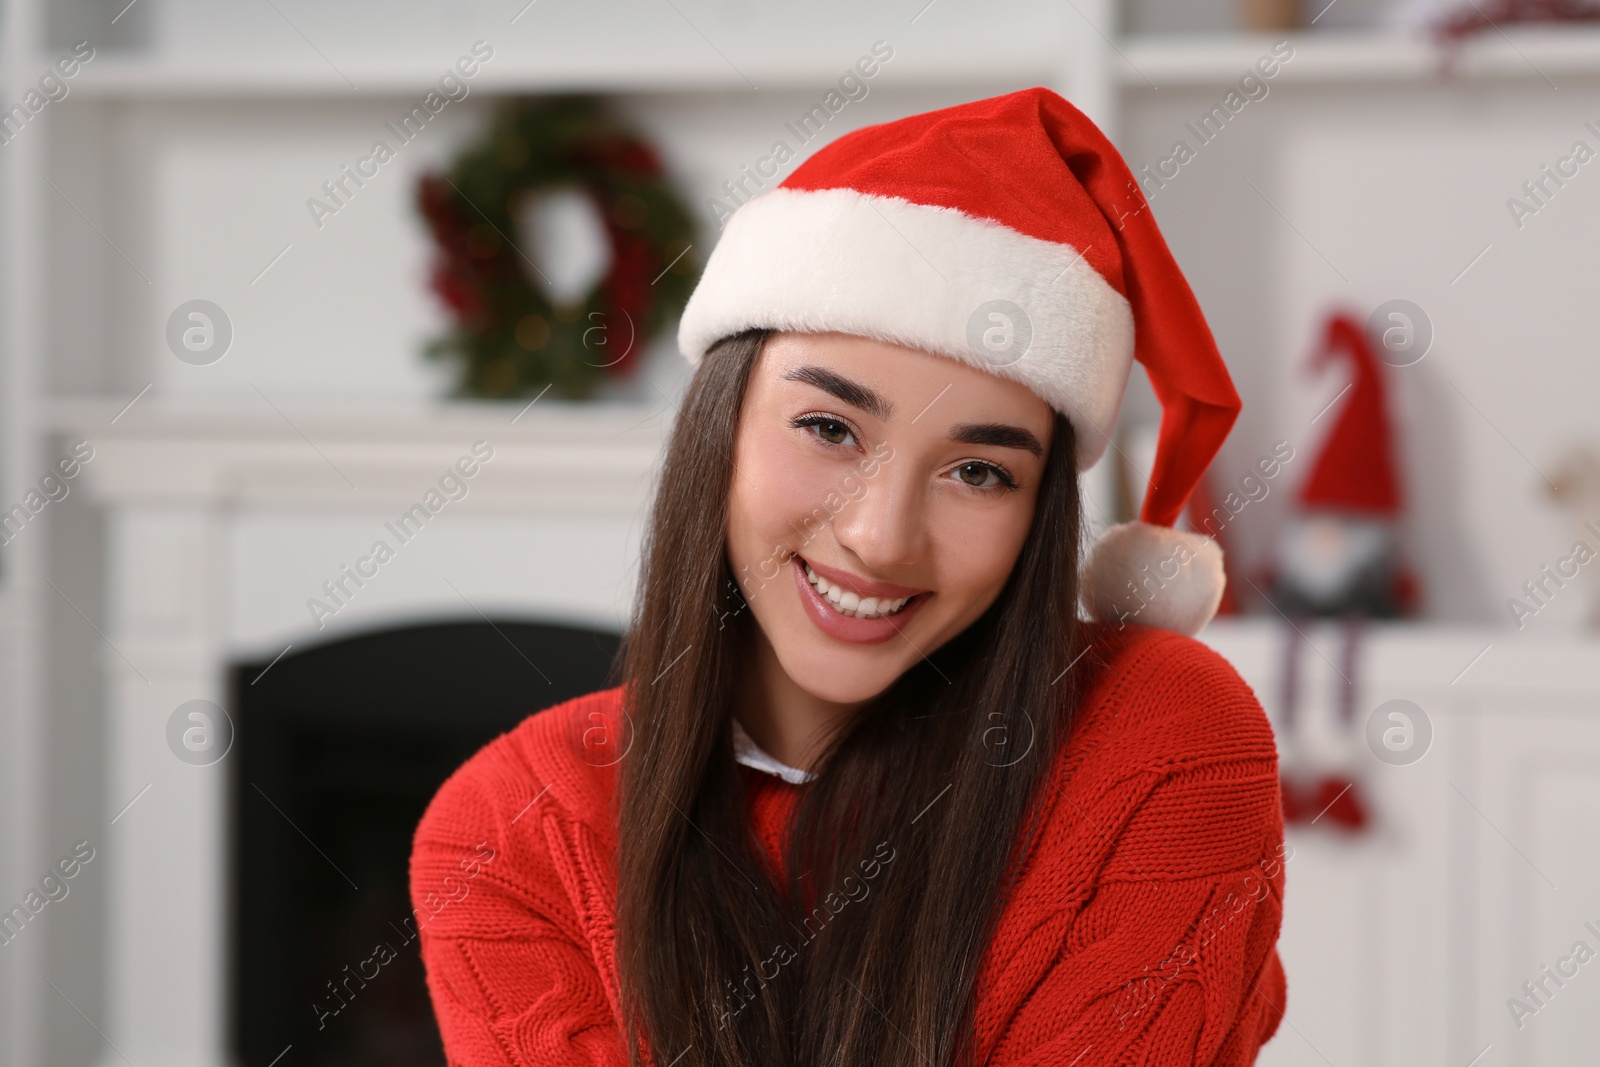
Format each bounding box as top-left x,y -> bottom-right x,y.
53,397 -> 669,508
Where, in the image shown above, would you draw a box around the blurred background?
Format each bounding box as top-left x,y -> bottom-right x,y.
2,0 -> 1599,1064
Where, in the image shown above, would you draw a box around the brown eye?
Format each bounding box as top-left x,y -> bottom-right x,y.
817,419 -> 850,445
957,462 -> 995,487
951,462 -> 1017,491
792,414 -> 860,448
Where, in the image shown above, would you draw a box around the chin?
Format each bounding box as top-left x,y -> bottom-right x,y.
773,639 -> 913,707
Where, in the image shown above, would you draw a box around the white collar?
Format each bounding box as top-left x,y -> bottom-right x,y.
731,716 -> 816,785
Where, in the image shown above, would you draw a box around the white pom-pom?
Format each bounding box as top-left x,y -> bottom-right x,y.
1080,521 -> 1226,636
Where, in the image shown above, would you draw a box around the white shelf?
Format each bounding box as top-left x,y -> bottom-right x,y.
51,26 -> 1600,99
1201,617 -> 1598,694
51,48 -> 1056,100
1118,25 -> 1600,87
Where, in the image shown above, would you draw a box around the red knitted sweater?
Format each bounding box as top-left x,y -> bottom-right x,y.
409,623 -> 1288,1066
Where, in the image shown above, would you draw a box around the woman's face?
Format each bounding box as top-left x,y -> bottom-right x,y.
726,331 -> 1056,706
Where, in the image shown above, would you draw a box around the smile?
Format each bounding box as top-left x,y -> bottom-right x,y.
790,555 -> 930,645
803,563 -> 914,619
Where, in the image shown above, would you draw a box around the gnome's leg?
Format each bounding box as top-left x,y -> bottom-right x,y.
1319,613 -> 1373,833
1337,614 -> 1362,731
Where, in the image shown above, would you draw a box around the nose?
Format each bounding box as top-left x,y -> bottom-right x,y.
828,454 -> 929,577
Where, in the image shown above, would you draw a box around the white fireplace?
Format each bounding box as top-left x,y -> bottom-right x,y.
63,397 -> 664,1067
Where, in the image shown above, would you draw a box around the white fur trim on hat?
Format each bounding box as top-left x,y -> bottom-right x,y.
1080,522 -> 1226,636
677,187 -> 1135,471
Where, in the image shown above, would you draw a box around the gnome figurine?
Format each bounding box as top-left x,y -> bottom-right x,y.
1270,310 -> 1419,834
1274,312 -> 1414,619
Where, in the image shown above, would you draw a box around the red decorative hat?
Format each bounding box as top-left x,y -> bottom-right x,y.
1299,311 -> 1402,515
678,87 -> 1242,635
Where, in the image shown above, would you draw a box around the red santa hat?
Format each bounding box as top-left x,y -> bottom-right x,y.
1299,310 -> 1403,515
678,87 -> 1242,636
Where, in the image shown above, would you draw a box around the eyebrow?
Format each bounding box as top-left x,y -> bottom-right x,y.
780,365 -> 891,420
781,364 -> 1044,458
950,422 -> 1045,458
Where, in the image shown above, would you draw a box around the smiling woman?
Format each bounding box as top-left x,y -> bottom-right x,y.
410,86 -> 1287,1067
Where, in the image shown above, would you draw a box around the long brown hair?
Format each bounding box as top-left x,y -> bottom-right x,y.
614,327 -> 1085,1067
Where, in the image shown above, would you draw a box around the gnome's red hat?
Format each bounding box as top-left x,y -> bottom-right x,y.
679,87 -> 1242,635
1299,311 -> 1402,515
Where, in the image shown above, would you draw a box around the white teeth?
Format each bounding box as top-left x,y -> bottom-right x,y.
804,564 -> 833,595
802,562 -> 916,620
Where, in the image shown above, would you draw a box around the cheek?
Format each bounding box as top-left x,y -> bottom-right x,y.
926,493 -> 1037,620
726,430 -> 847,571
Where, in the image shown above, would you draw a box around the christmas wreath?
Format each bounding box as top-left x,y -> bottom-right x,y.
416,96 -> 699,399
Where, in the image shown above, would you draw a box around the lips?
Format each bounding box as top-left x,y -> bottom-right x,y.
791,555 -> 929,645
799,555 -> 925,599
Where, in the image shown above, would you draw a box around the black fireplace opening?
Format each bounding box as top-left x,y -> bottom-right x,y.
230,618 -> 623,1067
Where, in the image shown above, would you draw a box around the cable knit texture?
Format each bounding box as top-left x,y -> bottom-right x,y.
409,622 -> 1288,1066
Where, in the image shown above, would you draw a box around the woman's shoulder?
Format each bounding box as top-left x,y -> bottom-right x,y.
1067,620 -> 1276,772
414,685 -> 628,849
408,688 -> 630,963
1030,622 -> 1284,884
